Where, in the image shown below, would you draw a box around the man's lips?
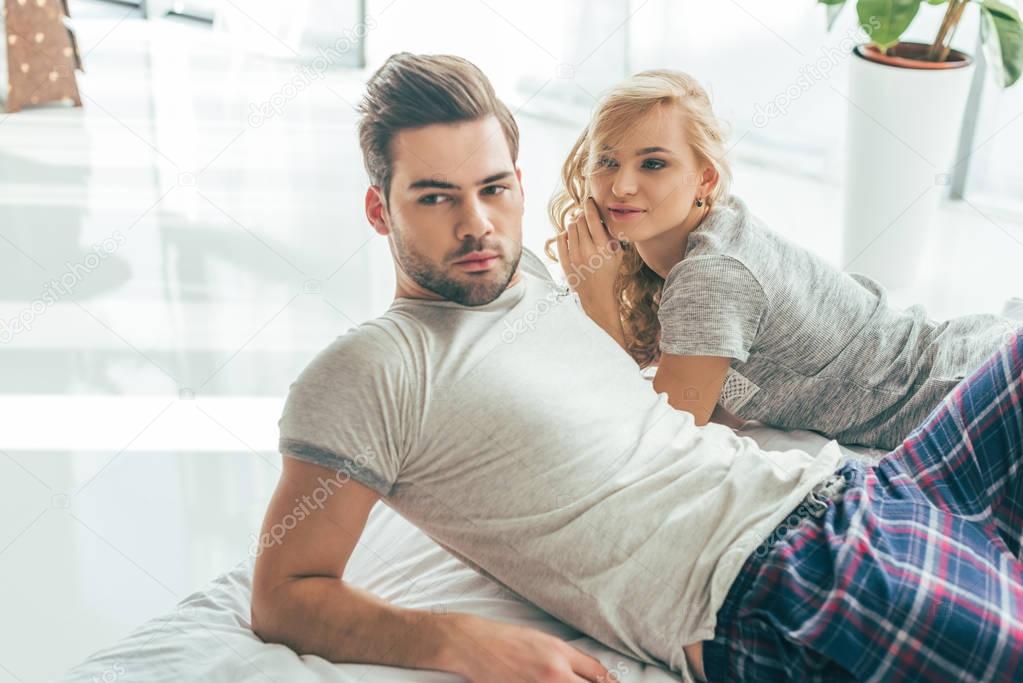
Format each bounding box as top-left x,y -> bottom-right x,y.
453,251 -> 500,271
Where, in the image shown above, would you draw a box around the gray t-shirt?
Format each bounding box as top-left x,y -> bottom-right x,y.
278,248 -> 844,677
659,194 -> 1017,450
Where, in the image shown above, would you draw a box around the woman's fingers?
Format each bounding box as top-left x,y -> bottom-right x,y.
567,217 -> 588,263
583,197 -> 610,248
555,230 -> 571,274
571,212 -> 596,259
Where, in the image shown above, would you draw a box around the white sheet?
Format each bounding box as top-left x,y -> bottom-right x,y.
58,425 -> 878,683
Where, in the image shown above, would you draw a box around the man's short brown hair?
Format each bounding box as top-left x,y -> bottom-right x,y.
357,53 -> 520,202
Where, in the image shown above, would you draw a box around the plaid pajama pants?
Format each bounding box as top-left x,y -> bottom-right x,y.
703,328 -> 1023,682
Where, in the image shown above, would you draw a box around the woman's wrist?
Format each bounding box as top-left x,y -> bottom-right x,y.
580,297 -> 614,325
582,300 -> 627,347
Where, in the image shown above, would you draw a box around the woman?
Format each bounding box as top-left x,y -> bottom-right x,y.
547,69 -> 1019,450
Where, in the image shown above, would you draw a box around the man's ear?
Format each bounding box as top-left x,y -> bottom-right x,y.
515,165 -> 525,209
365,185 -> 390,236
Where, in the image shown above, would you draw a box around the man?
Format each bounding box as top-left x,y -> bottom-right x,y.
251,52 -> 1023,683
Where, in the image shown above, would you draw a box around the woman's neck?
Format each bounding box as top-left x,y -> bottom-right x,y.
633,204 -> 710,279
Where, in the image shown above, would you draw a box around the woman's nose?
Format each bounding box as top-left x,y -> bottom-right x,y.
611,168 -> 637,197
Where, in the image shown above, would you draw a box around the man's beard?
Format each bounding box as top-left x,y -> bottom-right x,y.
393,232 -> 522,307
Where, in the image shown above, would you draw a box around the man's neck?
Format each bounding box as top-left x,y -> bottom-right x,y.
393,273 -> 445,302
393,269 -> 522,302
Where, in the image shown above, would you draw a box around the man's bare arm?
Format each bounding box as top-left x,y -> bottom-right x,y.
250,456 -> 464,670
250,456 -> 611,682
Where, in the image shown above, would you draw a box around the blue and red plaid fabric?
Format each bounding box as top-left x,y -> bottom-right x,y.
704,328 -> 1023,682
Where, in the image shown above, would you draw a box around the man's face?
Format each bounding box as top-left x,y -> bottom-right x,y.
379,116 -> 524,307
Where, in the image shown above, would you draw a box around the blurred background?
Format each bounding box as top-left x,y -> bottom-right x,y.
0,1 -> 1020,680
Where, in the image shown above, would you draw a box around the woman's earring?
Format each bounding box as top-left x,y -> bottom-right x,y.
695,197 -> 704,208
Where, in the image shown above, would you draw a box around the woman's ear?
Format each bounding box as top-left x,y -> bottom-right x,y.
700,165 -> 720,197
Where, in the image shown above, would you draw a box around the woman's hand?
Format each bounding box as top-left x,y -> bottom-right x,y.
555,197 -> 627,345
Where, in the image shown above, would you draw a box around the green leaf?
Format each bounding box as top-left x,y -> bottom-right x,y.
857,0 -> 923,51
825,0 -> 847,30
980,0 -> 1023,87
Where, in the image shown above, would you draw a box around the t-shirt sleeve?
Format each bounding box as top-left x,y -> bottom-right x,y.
277,322 -> 414,497
657,255 -> 767,362
519,245 -> 556,284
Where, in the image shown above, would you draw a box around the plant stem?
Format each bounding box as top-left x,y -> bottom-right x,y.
942,0 -> 970,61
928,0 -> 969,61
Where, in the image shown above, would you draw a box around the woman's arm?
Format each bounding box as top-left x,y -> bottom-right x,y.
578,300 -> 628,351
709,403 -> 746,429
652,353 -> 733,426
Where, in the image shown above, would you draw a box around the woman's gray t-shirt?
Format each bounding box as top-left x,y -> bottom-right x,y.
658,194 -> 1018,450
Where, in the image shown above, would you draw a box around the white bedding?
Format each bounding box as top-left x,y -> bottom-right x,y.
58,425 -> 879,683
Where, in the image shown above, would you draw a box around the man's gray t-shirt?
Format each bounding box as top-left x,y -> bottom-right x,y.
278,248 -> 844,677
659,194 -> 1016,450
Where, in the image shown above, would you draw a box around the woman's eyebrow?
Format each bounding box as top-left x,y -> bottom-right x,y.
635,146 -> 673,155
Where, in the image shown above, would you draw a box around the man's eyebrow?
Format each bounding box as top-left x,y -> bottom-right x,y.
479,171 -> 514,185
407,170 -> 514,192
408,177 -> 457,191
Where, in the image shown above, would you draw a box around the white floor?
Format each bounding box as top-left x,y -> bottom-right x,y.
1,3 -> 1022,682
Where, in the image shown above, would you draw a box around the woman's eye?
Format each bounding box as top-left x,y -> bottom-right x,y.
641,158 -> 666,170
597,156 -> 618,169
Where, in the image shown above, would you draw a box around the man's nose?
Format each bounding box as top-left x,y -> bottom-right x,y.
455,196 -> 495,241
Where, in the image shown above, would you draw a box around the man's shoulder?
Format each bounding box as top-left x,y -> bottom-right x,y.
519,246 -> 556,284
304,246 -> 554,371
298,318 -> 411,384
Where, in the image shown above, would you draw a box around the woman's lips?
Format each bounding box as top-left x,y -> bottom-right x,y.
608,207 -> 647,221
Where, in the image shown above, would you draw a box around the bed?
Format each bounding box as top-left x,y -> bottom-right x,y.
56,423 -> 880,683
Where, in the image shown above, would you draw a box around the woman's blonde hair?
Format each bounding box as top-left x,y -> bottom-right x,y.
545,69 -> 732,367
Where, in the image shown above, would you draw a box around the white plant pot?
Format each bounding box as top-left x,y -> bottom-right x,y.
842,43 -> 975,290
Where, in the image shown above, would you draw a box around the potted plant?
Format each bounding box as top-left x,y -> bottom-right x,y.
817,0 -> 1022,288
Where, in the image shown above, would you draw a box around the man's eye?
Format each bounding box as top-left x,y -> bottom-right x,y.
419,194 -> 450,205
483,185 -> 508,196
642,159 -> 666,170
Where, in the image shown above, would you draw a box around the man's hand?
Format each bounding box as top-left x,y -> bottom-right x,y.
446,614 -> 614,682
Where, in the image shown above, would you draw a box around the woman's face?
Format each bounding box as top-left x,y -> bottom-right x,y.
586,105 -> 707,243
